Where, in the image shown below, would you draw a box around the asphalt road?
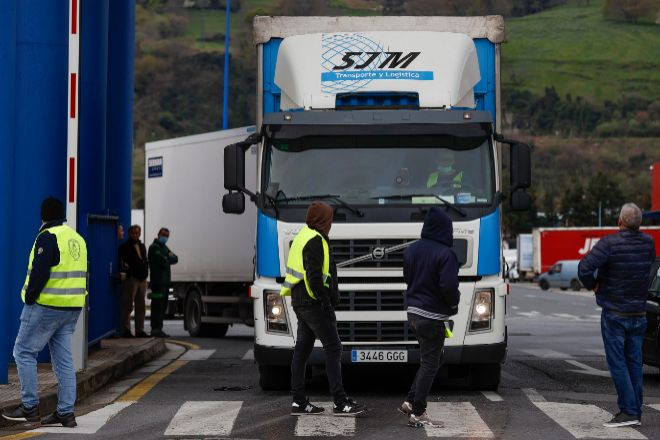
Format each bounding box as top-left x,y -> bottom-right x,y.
3,283 -> 660,439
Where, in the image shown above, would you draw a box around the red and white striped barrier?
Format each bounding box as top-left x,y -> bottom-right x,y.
66,0 -> 80,229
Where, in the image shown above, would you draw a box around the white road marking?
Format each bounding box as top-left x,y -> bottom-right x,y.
242,349 -> 255,361
179,349 -> 216,361
522,388 -> 546,403
511,305 -> 520,310
565,360 -> 610,377
481,391 -> 503,402
36,402 -> 134,434
519,349 -> 572,359
586,348 -> 606,356
646,404 -> 660,412
517,310 -> 541,318
424,402 -> 493,438
294,402 -> 356,437
165,401 -> 242,436
532,402 -> 646,439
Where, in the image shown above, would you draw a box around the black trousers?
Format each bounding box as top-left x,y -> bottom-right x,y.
407,313 -> 446,416
150,292 -> 167,332
291,305 -> 347,404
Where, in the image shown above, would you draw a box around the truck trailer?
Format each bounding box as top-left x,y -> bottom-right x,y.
223,16 -> 532,390
145,127 -> 258,336
532,227 -> 660,275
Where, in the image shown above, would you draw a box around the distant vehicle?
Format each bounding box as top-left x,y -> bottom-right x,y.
507,261 -> 520,283
643,258 -> 660,371
532,227 -> 660,275
537,260 -> 582,291
144,126 -> 258,337
516,233 -> 533,278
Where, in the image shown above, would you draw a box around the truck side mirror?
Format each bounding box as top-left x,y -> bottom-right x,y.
222,192 -> 245,214
510,143 -> 531,190
224,144 -> 245,191
511,189 -> 531,211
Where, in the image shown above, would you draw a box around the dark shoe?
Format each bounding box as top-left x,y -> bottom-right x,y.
41,411 -> 77,428
398,401 -> 413,416
135,331 -> 150,338
603,412 -> 640,428
121,331 -> 135,338
1,404 -> 40,422
150,330 -> 170,338
333,398 -> 366,416
291,399 -> 325,416
408,412 -> 443,428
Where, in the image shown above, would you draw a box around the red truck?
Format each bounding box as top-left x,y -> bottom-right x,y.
532,227 -> 660,275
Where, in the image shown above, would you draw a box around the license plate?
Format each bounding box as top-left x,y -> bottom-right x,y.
351,349 -> 408,363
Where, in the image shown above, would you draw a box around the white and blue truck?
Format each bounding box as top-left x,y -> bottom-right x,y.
223,16 -> 531,390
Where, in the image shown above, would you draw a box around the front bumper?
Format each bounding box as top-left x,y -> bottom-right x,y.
254,342 -> 506,366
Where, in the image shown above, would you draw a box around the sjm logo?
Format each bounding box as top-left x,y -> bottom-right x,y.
332,51 -> 421,71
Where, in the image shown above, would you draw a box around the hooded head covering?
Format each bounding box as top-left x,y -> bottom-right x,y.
306,201 -> 333,236
421,207 -> 453,246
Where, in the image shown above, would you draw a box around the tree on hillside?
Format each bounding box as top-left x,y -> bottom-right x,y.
276,0 -> 330,15
603,0 -> 656,23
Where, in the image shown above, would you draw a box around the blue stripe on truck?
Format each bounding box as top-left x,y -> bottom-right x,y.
477,208 -> 501,276
257,211 -> 281,277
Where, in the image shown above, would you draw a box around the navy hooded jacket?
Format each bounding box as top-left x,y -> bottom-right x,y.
404,207 -> 460,319
578,229 -> 655,314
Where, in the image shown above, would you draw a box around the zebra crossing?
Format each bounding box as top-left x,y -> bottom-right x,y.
31,394 -> 660,438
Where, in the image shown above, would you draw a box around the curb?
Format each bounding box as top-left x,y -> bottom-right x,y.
0,338 -> 166,427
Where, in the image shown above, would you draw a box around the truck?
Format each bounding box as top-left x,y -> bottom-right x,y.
222,16 -> 532,390
532,227 -> 660,275
145,126 -> 258,336
516,233 -> 533,278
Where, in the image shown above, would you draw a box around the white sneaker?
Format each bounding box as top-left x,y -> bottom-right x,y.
398,401 -> 413,416
409,412 -> 443,428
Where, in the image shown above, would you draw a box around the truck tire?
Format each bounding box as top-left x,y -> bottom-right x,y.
570,279 -> 581,291
539,280 -> 549,290
258,364 -> 290,391
185,289 -> 230,338
467,363 -> 501,391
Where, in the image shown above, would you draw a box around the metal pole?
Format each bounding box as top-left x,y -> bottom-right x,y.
222,0 -> 230,129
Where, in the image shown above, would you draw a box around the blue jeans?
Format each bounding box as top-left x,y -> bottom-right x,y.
13,304 -> 81,414
601,309 -> 647,418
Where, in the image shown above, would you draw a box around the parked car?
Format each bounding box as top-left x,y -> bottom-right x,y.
538,260 -> 582,291
643,258 -> 660,372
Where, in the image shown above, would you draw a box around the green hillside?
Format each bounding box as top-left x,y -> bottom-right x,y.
502,1 -> 660,102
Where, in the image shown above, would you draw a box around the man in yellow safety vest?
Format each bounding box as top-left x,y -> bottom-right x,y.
281,202 -> 366,417
1,197 -> 87,428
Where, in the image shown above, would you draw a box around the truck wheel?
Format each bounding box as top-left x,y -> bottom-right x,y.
258,364 -> 290,391
467,363 -> 501,391
539,280 -> 549,290
570,279 -> 581,291
185,289 -> 205,337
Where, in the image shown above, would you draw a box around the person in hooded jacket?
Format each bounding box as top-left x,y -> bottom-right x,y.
281,202 -> 366,417
399,207 -> 460,428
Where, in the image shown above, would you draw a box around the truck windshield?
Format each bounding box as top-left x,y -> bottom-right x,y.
263,135 -> 495,207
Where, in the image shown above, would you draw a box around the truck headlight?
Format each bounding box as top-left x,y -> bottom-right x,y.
469,288 -> 494,332
264,291 -> 289,334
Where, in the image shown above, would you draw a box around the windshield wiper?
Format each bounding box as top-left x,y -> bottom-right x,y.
371,193 -> 466,217
275,194 -> 365,218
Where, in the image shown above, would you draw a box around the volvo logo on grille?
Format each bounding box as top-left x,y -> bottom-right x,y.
372,247 -> 386,260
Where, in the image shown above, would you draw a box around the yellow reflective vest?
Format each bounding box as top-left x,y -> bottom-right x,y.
279,226 -> 330,300
21,225 -> 88,307
426,170 -> 463,190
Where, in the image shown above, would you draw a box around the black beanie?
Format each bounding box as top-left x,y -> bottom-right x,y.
41,197 -> 64,222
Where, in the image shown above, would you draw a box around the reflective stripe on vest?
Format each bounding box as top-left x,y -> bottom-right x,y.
279,226 -> 330,299
21,225 -> 88,307
426,170 -> 463,189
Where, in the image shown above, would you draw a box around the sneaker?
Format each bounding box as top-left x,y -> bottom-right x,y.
408,412 -> 443,428
1,404 -> 40,422
333,398 -> 366,416
398,401 -> 413,416
603,412 -> 641,428
291,399 -> 325,416
41,411 -> 77,428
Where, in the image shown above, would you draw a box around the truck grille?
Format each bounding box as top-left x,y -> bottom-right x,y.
337,321 -> 415,342
335,290 -> 405,311
331,239 -> 412,268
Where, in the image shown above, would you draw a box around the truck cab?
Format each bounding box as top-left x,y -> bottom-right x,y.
223,16 -> 531,390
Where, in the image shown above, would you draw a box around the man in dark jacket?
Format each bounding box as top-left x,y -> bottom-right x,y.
118,225 -> 149,338
282,202 -> 365,416
148,227 -> 178,337
400,206 -> 460,428
578,203 -> 656,428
